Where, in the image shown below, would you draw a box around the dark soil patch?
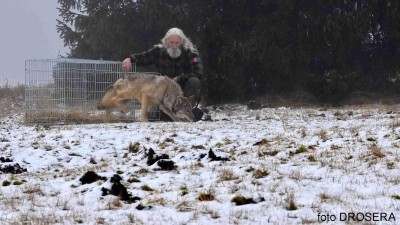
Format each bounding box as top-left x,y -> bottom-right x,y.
136,203 -> 152,210
156,159 -> 176,170
146,148 -> 169,166
208,149 -> 229,161
247,100 -> 263,110
79,171 -> 107,184
231,195 -> 265,206
0,157 -> 27,174
101,174 -> 141,204
0,157 -> 13,163
0,163 -> 27,174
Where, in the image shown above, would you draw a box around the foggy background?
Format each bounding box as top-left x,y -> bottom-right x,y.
0,0 -> 68,85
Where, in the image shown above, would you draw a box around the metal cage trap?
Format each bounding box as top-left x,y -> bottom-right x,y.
25,58 -> 160,124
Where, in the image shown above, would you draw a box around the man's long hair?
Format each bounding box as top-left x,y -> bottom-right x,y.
157,28 -> 198,54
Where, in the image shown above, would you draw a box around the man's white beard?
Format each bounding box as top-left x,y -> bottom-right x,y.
167,47 -> 182,58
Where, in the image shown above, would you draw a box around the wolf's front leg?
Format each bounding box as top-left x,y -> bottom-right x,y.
140,96 -> 149,122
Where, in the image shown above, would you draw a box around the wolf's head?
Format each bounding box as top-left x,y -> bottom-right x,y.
172,96 -> 195,122
97,78 -> 129,112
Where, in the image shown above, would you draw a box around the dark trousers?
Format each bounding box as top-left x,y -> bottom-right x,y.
178,77 -> 201,106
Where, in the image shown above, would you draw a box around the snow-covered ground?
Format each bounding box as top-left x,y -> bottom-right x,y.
0,104 -> 400,225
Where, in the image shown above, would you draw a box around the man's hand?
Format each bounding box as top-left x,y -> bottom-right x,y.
122,58 -> 132,71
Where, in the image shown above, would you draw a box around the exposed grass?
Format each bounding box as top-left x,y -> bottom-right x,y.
300,128 -> 307,138
252,169 -> 269,179
370,143 -> 386,158
147,196 -> 168,206
141,185 -> 154,192
316,129 -> 328,141
24,111 -> 137,124
13,180 -> 24,185
294,145 -> 308,154
127,177 -> 141,183
176,200 -> 195,212
218,168 -> 238,181
389,119 -> 400,130
180,186 -> 189,196
2,180 -> 11,186
0,83 -> 25,118
0,83 -> 25,99
285,193 -> 298,211
198,189 -> 216,201
392,194 -> 400,200
128,142 -> 141,153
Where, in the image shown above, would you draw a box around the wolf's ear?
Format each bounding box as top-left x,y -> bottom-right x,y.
187,95 -> 196,106
176,96 -> 183,104
114,79 -> 127,91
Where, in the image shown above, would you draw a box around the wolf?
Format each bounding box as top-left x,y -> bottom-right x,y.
97,74 -> 195,122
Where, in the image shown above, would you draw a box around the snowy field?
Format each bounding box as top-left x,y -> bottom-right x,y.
1,104 -> 400,225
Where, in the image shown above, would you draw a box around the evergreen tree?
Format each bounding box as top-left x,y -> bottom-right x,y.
57,0 -> 400,104
57,0 -> 192,60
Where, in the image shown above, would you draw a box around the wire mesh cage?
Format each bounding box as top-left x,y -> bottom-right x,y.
25,58 -> 160,124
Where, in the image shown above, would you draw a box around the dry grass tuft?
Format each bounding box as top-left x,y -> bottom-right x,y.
258,149 -> 280,157
126,214 -> 144,224
141,185 -> 154,192
128,142 -> 140,153
308,155 -> 317,162
319,192 -> 331,202
293,145 -> 308,154
127,177 -> 141,183
0,84 -> 25,118
2,180 -> 11,186
198,189 -> 216,201
180,186 -> 189,196
316,129 -> 328,141
147,196 -> 167,206
252,169 -> 269,179
285,193 -> 298,211
218,168 -> 238,181
387,161 -> 395,169
176,199 -> 195,212
389,119 -> 400,130
25,110 -> 138,124
392,194 -> 400,200
370,143 -> 385,158
200,206 -> 220,219
301,128 -> 307,138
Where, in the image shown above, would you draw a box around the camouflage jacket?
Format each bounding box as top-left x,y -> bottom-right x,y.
129,46 -> 203,80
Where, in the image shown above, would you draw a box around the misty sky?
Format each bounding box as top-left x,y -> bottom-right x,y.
0,0 -> 68,85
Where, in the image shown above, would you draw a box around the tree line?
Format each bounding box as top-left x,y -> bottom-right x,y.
57,0 -> 400,104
